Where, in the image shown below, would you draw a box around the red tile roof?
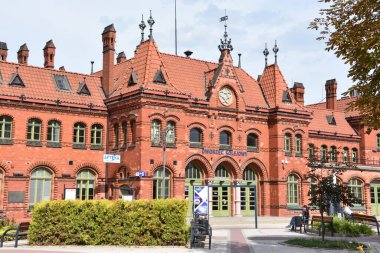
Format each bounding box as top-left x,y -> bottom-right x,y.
0,61 -> 106,109
307,96 -> 360,117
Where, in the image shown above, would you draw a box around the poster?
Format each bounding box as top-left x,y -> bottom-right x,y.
64,188 -> 76,200
193,186 -> 209,215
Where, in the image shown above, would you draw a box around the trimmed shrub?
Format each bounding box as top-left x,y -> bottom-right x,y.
312,217 -> 375,236
28,199 -> 188,246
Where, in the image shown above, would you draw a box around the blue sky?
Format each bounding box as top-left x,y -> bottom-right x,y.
1,0 -> 351,104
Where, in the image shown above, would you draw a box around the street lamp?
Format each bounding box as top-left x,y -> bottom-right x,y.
161,128 -> 169,199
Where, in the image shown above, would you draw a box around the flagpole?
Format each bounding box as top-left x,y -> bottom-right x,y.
175,0 -> 177,55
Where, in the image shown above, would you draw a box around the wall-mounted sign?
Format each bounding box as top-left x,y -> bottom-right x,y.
103,154 -> 121,163
64,188 -> 76,200
135,171 -> 146,177
193,186 -> 209,215
8,191 -> 25,203
202,149 -> 247,156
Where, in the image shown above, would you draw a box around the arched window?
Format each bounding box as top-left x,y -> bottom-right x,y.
166,121 -> 175,146
29,168 -> 52,205
352,148 -> 358,163
287,174 -> 299,205
185,162 -> 201,179
243,167 -> 256,181
121,122 -> 127,149
310,177 -> 317,200
190,128 -> 202,148
153,167 -> 170,199
308,144 -> 315,159
151,120 -> 161,146
342,147 -> 349,163
247,133 -> 258,152
295,134 -> 302,156
330,146 -> 337,162
113,123 -> 119,150
73,123 -> 86,145
377,134 -> 380,151
215,164 -> 230,179
0,116 -> 12,141
284,133 -> 292,155
27,118 -> 42,142
91,124 -> 103,146
220,130 -> 231,149
47,120 -> 60,143
321,145 -> 327,162
348,178 -> 363,205
76,169 -> 95,200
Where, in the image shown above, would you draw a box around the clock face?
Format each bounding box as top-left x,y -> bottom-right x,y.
219,87 -> 233,106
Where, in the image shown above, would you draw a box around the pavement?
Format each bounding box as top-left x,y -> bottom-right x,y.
1,217 -> 380,253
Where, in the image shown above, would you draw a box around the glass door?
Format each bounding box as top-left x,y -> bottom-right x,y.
370,181 -> 380,216
241,186 -> 255,216
212,186 -> 230,216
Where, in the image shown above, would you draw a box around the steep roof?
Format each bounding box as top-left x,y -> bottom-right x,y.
0,61 -> 105,109
307,96 -> 360,117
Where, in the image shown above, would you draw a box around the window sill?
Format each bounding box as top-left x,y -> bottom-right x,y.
295,153 -> 303,157
27,141 -> 42,147
46,142 -> 61,148
190,143 -> 203,149
90,145 -> 104,150
72,143 -> 86,150
166,143 -> 176,148
351,205 -> 366,211
219,145 -> 232,151
284,152 -> 292,157
287,205 -> 301,210
247,147 -> 259,153
0,139 -> 13,145
151,143 -> 162,147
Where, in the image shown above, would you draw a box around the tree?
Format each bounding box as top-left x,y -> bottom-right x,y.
310,0 -> 380,129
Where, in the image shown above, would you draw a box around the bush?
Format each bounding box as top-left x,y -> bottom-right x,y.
312,217 -> 375,236
28,199 -> 188,246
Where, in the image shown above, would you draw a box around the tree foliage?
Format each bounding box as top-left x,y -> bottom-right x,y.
310,0 -> 380,129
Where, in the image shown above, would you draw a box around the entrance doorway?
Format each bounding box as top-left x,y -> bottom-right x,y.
185,162 -> 203,216
212,164 -> 231,217
370,181 -> 380,216
241,167 -> 257,216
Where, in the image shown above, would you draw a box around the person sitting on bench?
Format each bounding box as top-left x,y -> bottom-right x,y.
286,205 -> 309,230
343,205 -> 353,220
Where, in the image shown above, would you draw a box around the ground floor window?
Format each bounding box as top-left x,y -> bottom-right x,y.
76,169 -> 95,200
29,168 -> 52,205
153,167 -> 170,199
287,174 -> 299,206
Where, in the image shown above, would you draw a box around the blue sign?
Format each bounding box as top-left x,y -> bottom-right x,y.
202,148 -> 247,156
135,171 -> 146,177
194,186 -> 209,215
103,154 -> 121,163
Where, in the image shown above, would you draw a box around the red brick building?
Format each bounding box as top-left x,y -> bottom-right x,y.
1,19 -> 380,220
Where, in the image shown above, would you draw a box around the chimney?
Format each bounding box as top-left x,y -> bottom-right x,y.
291,82 -> 305,105
116,51 -> 126,63
43,40 -> 56,68
0,42 -> 8,61
238,53 -> 241,68
184,50 -> 193,58
17,43 -> 29,65
325,79 -> 337,110
102,24 -> 116,96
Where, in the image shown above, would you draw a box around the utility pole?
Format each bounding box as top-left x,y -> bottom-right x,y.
162,128 -> 168,198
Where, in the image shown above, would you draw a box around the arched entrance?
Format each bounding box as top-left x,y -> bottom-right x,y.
370,180 -> 380,215
185,162 -> 203,216
212,163 -> 232,216
241,166 -> 257,216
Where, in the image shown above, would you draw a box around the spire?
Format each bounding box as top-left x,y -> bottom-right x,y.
273,40 -> 279,65
218,10 -> 233,51
147,10 -> 155,40
139,14 -> 146,42
263,43 -> 269,67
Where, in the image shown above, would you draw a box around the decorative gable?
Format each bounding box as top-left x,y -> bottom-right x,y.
128,71 -> 138,86
153,68 -> 166,84
77,82 -> 91,96
9,73 -> 25,87
326,115 -> 336,125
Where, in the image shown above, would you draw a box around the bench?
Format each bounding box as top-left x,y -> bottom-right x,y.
292,216 -> 308,233
190,217 -> 212,249
306,216 -> 334,236
352,213 -> 380,235
0,221 -> 30,248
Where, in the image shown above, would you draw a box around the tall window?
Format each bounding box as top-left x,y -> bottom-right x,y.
243,167 -> 256,181
310,177 -> 317,200
321,145 -> 327,162
153,167 -> 170,199
27,118 -> 42,141
287,174 -> 299,205
0,116 -> 12,140
73,123 -> 86,144
121,122 -> 127,148
377,134 -> 380,150
190,128 -> 202,147
330,146 -> 337,162
0,171 -> 3,206
113,123 -> 119,150
151,120 -> 161,146
130,120 -> 136,145
186,162 -> 201,179
295,134 -> 302,156
29,168 -> 52,205
284,133 -> 292,154
220,130 -> 231,149
76,170 -> 95,200
47,120 -> 60,143
247,133 -> 258,151
215,165 -> 230,178
91,124 -> 103,146
343,147 -> 349,163
352,148 -> 358,163
166,121 -> 175,145
308,144 -> 315,159
348,178 -> 363,205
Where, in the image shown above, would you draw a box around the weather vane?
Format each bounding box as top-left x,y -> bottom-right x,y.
218,9 -> 233,51
147,10 -> 155,39
263,43 -> 269,67
139,14 -> 146,42
273,40 -> 279,65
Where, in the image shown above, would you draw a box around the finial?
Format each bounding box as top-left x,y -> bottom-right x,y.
218,10 -> 233,51
147,10 -> 155,40
139,14 -> 146,42
273,40 -> 279,65
263,43 -> 269,67
238,53 -> 241,68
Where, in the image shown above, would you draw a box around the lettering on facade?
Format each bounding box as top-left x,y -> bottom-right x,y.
202,149 -> 247,156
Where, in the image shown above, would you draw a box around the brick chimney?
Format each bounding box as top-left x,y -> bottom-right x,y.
43,40 -> 56,68
17,43 -> 29,65
116,51 -> 126,63
325,79 -> 337,110
102,24 -> 116,97
290,82 -> 305,105
0,42 -> 8,61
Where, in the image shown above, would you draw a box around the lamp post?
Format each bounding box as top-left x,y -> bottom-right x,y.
162,128 -> 169,199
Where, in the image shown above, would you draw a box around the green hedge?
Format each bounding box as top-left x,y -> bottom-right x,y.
312,217 -> 375,236
28,199 -> 188,246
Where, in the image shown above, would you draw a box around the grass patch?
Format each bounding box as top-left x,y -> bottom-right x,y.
285,238 -> 365,250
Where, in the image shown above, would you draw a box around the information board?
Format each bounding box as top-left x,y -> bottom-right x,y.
193,186 -> 209,215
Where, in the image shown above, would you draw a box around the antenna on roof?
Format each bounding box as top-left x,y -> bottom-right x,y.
175,0 -> 178,55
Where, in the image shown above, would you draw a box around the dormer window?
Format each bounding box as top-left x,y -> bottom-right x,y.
9,73 -> 25,87
326,115 -> 336,125
282,91 -> 292,103
128,71 -> 138,86
153,68 -> 166,84
0,71 -> 3,84
77,82 -> 91,96
53,74 -> 71,91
